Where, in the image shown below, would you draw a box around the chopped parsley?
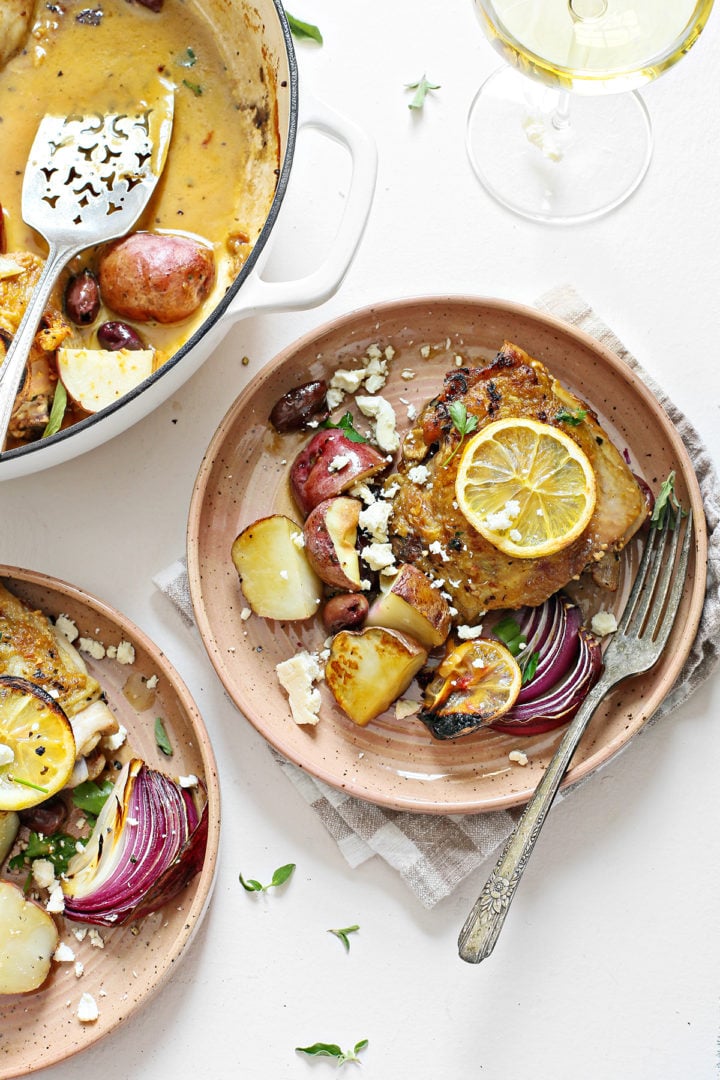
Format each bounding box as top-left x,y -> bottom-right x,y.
9,830 -> 83,877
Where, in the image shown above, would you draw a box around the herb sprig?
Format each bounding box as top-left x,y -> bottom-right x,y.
296,1039 -> 369,1066
442,401 -> 478,467
650,471 -> 684,529
285,13 -> 323,44
406,74 -> 440,110
328,924 -> 360,951
321,411 -> 367,444
239,862 -> 296,892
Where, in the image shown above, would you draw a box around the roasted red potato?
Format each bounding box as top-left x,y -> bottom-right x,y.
290,429 -> 387,517
99,232 -> 215,324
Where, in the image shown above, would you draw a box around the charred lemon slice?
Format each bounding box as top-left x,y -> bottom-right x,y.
455,417 -> 596,559
0,677 -> 76,811
419,638 -> 522,740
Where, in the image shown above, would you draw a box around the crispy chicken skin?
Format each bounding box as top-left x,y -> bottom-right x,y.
389,342 -> 649,621
0,583 -> 101,717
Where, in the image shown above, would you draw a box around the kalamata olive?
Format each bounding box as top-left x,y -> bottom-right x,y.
19,796 -> 68,835
64,269 -> 100,326
269,380 -> 329,432
97,321 -> 145,351
322,593 -> 369,635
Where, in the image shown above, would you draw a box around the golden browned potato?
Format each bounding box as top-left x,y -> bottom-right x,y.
365,563 -> 452,650
99,233 -> 215,324
231,515 -> 323,621
325,626 -> 427,725
0,881 -> 59,995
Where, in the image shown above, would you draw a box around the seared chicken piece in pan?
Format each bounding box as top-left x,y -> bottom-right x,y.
389,342 -> 649,621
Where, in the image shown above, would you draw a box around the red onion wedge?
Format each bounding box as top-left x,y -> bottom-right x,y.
490,627 -> 602,736
62,759 -> 207,927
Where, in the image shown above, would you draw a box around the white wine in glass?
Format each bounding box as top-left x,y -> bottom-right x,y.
467,0 -> 715,222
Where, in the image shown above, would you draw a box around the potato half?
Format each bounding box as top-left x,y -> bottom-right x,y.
325,627 -> 428,725
0,881 -> 59,994
231,515 -> 323,621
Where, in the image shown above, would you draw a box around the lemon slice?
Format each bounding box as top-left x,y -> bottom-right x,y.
0,677 -> 76,811
454,417 -> 597,558
420,638 -> 522,739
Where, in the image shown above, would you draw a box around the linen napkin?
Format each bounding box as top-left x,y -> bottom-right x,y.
153,285 -> 720,908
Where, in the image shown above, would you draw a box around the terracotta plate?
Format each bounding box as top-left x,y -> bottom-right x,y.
0,567 -> 220,1079
187,296 -> 707,814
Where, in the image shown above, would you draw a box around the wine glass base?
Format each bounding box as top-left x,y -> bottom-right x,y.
467,67 -> 653,224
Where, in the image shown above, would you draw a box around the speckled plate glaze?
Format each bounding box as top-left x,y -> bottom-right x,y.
187,296 -> 706,815
0,566 -> 220,1079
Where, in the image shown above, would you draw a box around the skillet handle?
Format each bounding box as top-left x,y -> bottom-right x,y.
226,92 -> 377,320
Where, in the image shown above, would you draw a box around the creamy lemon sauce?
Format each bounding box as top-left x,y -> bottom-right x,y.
0,0 -> 279,365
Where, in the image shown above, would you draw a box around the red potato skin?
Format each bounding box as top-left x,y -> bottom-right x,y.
99,232 -> 215,324
290,429 -> 387,517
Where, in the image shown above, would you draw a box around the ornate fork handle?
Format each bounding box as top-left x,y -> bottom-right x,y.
458,671 -> 618,964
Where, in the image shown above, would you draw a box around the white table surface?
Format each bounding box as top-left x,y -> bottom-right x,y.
2,2 -> 720,1078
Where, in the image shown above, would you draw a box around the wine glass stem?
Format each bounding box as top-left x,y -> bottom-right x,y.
551,91 -> 572,131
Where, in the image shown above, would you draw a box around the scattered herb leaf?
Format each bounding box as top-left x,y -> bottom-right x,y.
296,1039 -> 369,1065
650,471 -> 683,529
9,830 -> 84,877
286,13 -> 323,44
321,410 -> 367,444
72,778 -> 114,816
493,616 -> 525,656
556,407 -> 587,426
328,924 -> 360,951
442,401 -> 478,467
239,862 -> 296,892
176,46 -> 197,68
406,73 -> 440,110
182,79 -> 203,96
520,651 -> 540,684
154,717 -> 173,757
42,380 -> 67,438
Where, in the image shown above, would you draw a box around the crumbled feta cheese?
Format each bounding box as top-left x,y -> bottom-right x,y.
420,345 -> 431,358
349,482 -> 376,505
406,403 -> 417,421
383,482 -> 400,499
457,624 -> 484,640
407,464 -> 430,485
240,607 -> 252,621
55,614 -> 79,643
355,395 -> 399,452
77,992 -> 99,1023
73,928 -> 88,942
385,345 -> 395,361
363,372 -> 387,393
358,500 -> 393,542
327,454 -> 350,473
0,744 -> 13,766
395,698 -> 421,720
326,386 -> 345,411
53,943 -> 76,963
279,569 -> 289,581
88,929 -> 105,949
330,368 -> 365,394
114,640 -> 135,665
276,650 -> 324,726
101,724 -> 128,752
32,859 -> 56,891
484,499 -> 521,531
509,750 -> 529,766
591,610 -> 618,636
401,368 -> 416,380
361,542 -> 396,572
146,674 -> 158,689
509,528 -> 522,542
291,531 -> 305,550
74,961 -> 85,978
46,882 -> 65,914
428,540 -> 450,563
78,636 -> 105,660
178,774 -> 198,788
360,579 -> 372,591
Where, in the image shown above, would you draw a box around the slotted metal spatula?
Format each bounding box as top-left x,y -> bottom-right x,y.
0,87 -> 174,453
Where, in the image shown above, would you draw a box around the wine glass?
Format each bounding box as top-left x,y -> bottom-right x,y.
467,0 -> 715,223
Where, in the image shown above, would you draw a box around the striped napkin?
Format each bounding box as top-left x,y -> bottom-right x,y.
153,286 -> 720,908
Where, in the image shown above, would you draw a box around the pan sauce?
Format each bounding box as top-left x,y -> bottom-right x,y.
0,0 -> 280,433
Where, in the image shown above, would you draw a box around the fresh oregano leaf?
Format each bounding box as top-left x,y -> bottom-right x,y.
154,717 -> 173,757
328,924 -> 360,951
493,616 -> 526,657
442,401 -> 478,467
320,410 -> 367,443
406,73 -> 440,110
520,651 -> 540,685
42,380 -> 68,438
650,471 -> 683,529
286,13 -> 323,44
239,862 -> 296,892
295,1039 -> 369,1065
72,778 -> 114,816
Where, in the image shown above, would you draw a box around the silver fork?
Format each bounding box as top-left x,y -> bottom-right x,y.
458,503 -> 694,964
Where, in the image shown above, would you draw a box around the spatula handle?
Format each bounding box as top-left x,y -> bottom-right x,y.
0,243 -> 76,454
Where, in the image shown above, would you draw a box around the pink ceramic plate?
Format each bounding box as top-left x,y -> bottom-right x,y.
0,567 -> 220,1079
187,296 -> 706,814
